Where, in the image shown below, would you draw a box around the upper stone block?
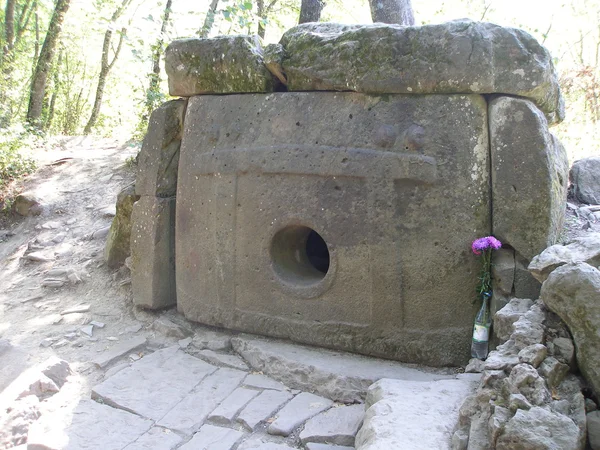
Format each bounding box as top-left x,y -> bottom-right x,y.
165,35 -> 274,96
280,20 -> 564,123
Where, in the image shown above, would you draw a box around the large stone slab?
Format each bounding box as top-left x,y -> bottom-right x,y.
280,21 -> 563,123
92,347 -> 216,421
571,156 -> 600,204
176,91 -> 490,367
268,392 -> 333,436
237,389 -> 294,431
490,97 -> 568,261
136,99 -> 187,197
232,335 -> 453,403
131,196 -> 176,309
105,185 -> 140,268
300,404 -> 364,446
208,387 -> 260,424
540,262 -> 600,396
165,35 -> 274,96
178,424 -> 244,450
354,376 -> 479,450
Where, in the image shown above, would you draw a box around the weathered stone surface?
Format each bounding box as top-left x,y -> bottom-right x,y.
237,389 -> 294,431
518,344 -> 547,368
268,392 -> 333,436
512,303 -> 546,350
494,298 -> 534,342
13,192 -> 42,216
588,410 -> 600,450
232,335 -> 451,403
93,347 -> 216,421
514,253 -> 542,300
158,367 -> 246,434
178,92 -> 490,367
165,35 -> 273,96
571,157 -> 600,205
0,340 -> 30,394
465,358 -> 485,374
264,43 -> 287,85
105,185 -> 140,268
529,233 -> 600,282
538,356 -> 569,389
490,97 -> 568,261
280,21 -> 563,122
122,427 -> 182,450
507,363 -> 550,406
208,387 -> 260,424
0,395 -> 40,448
136,99 -> 186,197
195,349 -> 248,370
93,336 -> 147,368
552,337 -> 575,367
300,404 -> 364,445
355,376 -> 479,450
131,196 -> 176,309
243,373 -> 288,391
190,329 -> 232,352
492,248 -> 515,295
152,317 -> 193,339
541,262 -> 600,396
496,407 -> 581,450
178,424 -> 244,450
484,340 -> 519,371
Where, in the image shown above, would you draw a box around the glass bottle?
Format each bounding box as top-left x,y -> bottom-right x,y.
471,291 -> 491,359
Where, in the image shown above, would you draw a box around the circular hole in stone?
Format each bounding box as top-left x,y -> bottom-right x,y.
271,226 -> 330,287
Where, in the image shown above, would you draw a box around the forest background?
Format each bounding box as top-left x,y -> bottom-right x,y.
0,0 -> 598,190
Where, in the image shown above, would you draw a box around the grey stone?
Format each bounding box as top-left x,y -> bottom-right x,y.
541,262 -> 600,396
104,185 -> 140,268
178,424 -> 244,450
300,404 -> 364,445
136,99 -> 186,197
529,233 -> 600,282
508,393 -> 532,412
60,304 -> 91,315
237,389 -> 294,431
208,387 -> 260,424
178,337 -> 192,348
512,306 -> 545,350
13,192 -> 43,216
355,377 -> 478,450
466,410 -> 491,450
514,253 -> 542,300
507,363 -> 550,406
93,336 -> 147,368
305,444 -> 354,450
152,317 -> 192,339
237,437 -> 296,450
165,35 -> 274,96
538,357 -> 569,389
131,196 -> 176,310
489,405 -> 511,444
451,427 -> 469,450
280,21 -> 563,122
268,392 -> 333,436
123,427 -> 182,450
93,347 -> 216,421
92,226 -> 111,239
264,43 -> 287,85
494,298 -> 534,342
552,337 -> 575,367
484,340 -> 519,371
465,358 -> 485,373
158,367 -> 246,434
0,340 -> 30,394
586,398 -> 598,413
243,373 -> 288,391
490,97 -> 568,260
42,279 -> 65,288
25,251 -> 55,262
80,325 -> 93,337
518,344 -> 547,368
177,92 -> 490,367
195,349 -> 249,370
190,329 -> 232,352
231,335 -> 453,403
571,157 -> 600,205
492,248 -> 515,295
588,410 -> 600,450
496,407 -> 581,450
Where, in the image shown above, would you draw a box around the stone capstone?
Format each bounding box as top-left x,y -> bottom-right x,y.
489,97 -> 568,261
570,156 -> 600,205
165,35 -> 274,96
104,184 -> 140,268
279,20 -> 564,123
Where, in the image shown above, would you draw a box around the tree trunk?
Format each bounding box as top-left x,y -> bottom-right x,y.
26,0 -> 71,126
3,0 -> 16,60
45,47 -> 62,130
256,0 -> 278,38
368,0 -> 414,25
199,0 -> 219,38
299,0 -> 324,23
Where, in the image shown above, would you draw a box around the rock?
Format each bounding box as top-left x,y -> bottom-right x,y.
496,407 -> 581,450
178,337 -> 192,349
131,196 -> 176,310
518,344 -> 547,368
208,387 -> 260,425
194,349 -> 248,370
465,409 -> 492,449
165,35 -> 274,96
280,21 -> 563,122
484,340 -> 519,371
243,373 -> 288,391
541,262 -> 600,396
92,226 -> 111,240
92,336 -> 147,368
588,410 -> 600,450
41,278 -> 65,288
512,305 -> 545,350
13,192 -> 43,216
41,357 -> 71,387
492,248 -> 516,295
104,184 -> 140,268
25,251 -> 55,262
494,298 -> 534,342
490,97 -> 568,260
80,325 -> 93,337
507,363 -> 550,406
586,398 -> 598,413
90,320 -> 105,328
509,393 -> 532,412
571,157 -> 600,204
489,405 -> 511,444
529,233 -> 600,282
60,304 -> 90,315
151,317 -> 192,340
538,357 -> 569,390
552,338 -> 575,368
514,253 -> 542,300
135,99 -> 186,197
121,426 -> 182,450
299,404 -> 364,446
268,392 -> 333,437
0,395 -> 40,448
178,424 -> 243,450
465,358 -> 485,373
305,445 -> 353,450
237,437 -> 296,450
236,389 -> 294,431
264,43 -> 287,85
190,329 -> 232,352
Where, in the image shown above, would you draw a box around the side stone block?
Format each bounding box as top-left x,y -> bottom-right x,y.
131,196 -> 176,309
490,97 -> 568,261
136,99 -> 187,197
165,35 -> 274,97
105,185 -> 140,268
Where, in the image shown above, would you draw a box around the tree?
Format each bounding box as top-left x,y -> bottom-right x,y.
298,0 -> 324,23
84,0 -> 133,134
368,0 -> 415,25
26,0 -> 71,127
256,0 -> 278,38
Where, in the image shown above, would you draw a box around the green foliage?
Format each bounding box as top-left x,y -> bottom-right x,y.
0,128 -> 38,188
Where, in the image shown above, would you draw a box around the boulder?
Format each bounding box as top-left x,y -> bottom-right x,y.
12,192 -> 42,216
541,262 -> 600,397
165,35 -> 274,96
570,156 -> 600,204
489,97 -> 568,261
280,20 -> 564,123
104,185 -> 140,269
136,99 -> 187,197
529,233 -> 600,282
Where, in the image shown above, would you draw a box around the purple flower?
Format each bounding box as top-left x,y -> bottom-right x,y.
471,236 -> 502,254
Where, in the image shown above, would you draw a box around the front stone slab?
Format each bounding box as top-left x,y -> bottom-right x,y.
176,92 -> 490,366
